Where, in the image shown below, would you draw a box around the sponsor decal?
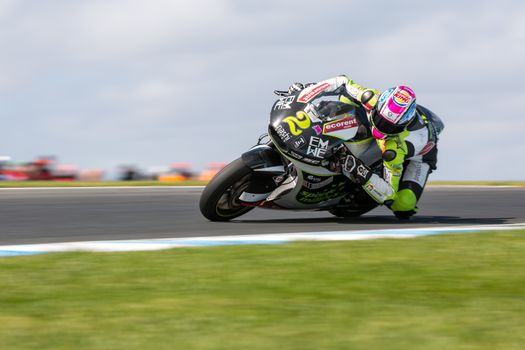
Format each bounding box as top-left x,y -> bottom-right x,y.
312,125 -> 322,135
306,174 -> 324,183
322,116 -> 359,140
296,181 -> 346,204
303,176 -> 333,190
348,86 -> 360,98
289,150 -> 304,160
297,82 -> 331,103
417,141 -> 435,156
300,157 -> 321,165
306,136 -> 329,158
292,136 -> 307,150
273,175 -> 284,184
399,103 -> 416,123
383,167 -> 393,183
378,88 -> 393,104
275,124 -> 291,142
385,110 -> 397,122
283,111 -> 311,136
356,164 -> 369,179
393,89 -> 412,107
364,181 -> 387,202
274,95 -> 295,110
403,162 -> 430,188
323,117 -> 359,134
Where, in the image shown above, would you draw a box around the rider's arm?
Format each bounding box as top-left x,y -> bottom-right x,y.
315,75 -> 381,110
342,76 -> 381,111
306,75 -> 381,110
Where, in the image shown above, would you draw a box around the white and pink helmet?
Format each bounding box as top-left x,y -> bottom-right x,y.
370,86 -> 417,139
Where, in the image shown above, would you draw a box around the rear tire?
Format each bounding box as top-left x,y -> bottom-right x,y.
329,207 -> 375,218
199,158 -> 255,221
328,189 -> 378,218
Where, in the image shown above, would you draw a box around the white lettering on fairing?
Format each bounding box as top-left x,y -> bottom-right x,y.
306,136 -> 329,158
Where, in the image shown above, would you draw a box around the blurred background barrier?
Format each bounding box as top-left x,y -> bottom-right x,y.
0,155 -> 225,182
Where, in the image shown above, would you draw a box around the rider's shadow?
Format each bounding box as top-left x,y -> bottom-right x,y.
235,216 -> 513,226
340,216 -> 512,225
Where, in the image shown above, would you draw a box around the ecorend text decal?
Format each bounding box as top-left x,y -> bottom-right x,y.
297,82 -> 331,103
306,136 -> 329,158
283,111 -> 311,136
274,95 -> 295,110
323,117 -> 358,134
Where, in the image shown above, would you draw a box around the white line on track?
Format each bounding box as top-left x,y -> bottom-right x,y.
1,223 -> 524,258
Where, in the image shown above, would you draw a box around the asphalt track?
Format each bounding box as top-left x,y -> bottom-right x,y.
0,186 -> 524,245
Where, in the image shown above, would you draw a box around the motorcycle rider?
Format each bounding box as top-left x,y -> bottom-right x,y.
287,76 -> 444,219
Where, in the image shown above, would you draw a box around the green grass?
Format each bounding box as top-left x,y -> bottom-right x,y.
1,231 -> 525,349
0,180 -> 208,187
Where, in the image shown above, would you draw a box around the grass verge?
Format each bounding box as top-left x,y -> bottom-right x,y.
1,231 -> 525,349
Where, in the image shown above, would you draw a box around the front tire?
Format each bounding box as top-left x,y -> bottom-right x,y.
199,158 -> 255,221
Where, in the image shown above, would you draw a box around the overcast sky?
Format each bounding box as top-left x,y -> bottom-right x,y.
1,0 -> 524,180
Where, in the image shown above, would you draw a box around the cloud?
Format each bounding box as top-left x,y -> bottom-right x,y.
0,0 -> 524,179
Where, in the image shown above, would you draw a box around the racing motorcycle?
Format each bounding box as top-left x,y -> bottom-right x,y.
199,82 -> 384,221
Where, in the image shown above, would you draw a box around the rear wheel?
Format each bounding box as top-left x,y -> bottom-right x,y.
329,206 -> 375,218
328,187 -> 378,218
199,158 -> 255,221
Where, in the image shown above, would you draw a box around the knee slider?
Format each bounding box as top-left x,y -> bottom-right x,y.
391,188 -> 417,212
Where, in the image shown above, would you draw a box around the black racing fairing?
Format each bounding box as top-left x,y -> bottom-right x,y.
241,145 -> 283,171
268,90 -> 362,165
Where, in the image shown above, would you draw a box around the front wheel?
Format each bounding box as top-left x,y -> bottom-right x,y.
199,158 -> 255,221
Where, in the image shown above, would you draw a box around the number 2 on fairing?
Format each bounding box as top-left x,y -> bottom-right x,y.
283,111 -> 311,136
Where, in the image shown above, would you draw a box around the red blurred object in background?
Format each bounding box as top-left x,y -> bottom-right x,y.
198,162 -> 225,181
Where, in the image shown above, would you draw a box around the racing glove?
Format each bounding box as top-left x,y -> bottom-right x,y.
288,82 -> 305,94
288,82 -> 316,94
274,82 -> 312,97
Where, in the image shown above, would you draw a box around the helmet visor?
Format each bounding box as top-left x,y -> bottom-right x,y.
370,110 -> 406,135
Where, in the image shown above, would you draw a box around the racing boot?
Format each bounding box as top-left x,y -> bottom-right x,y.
389,188 -> 419,220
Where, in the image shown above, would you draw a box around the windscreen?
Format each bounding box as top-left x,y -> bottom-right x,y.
308,95 -> 357,121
